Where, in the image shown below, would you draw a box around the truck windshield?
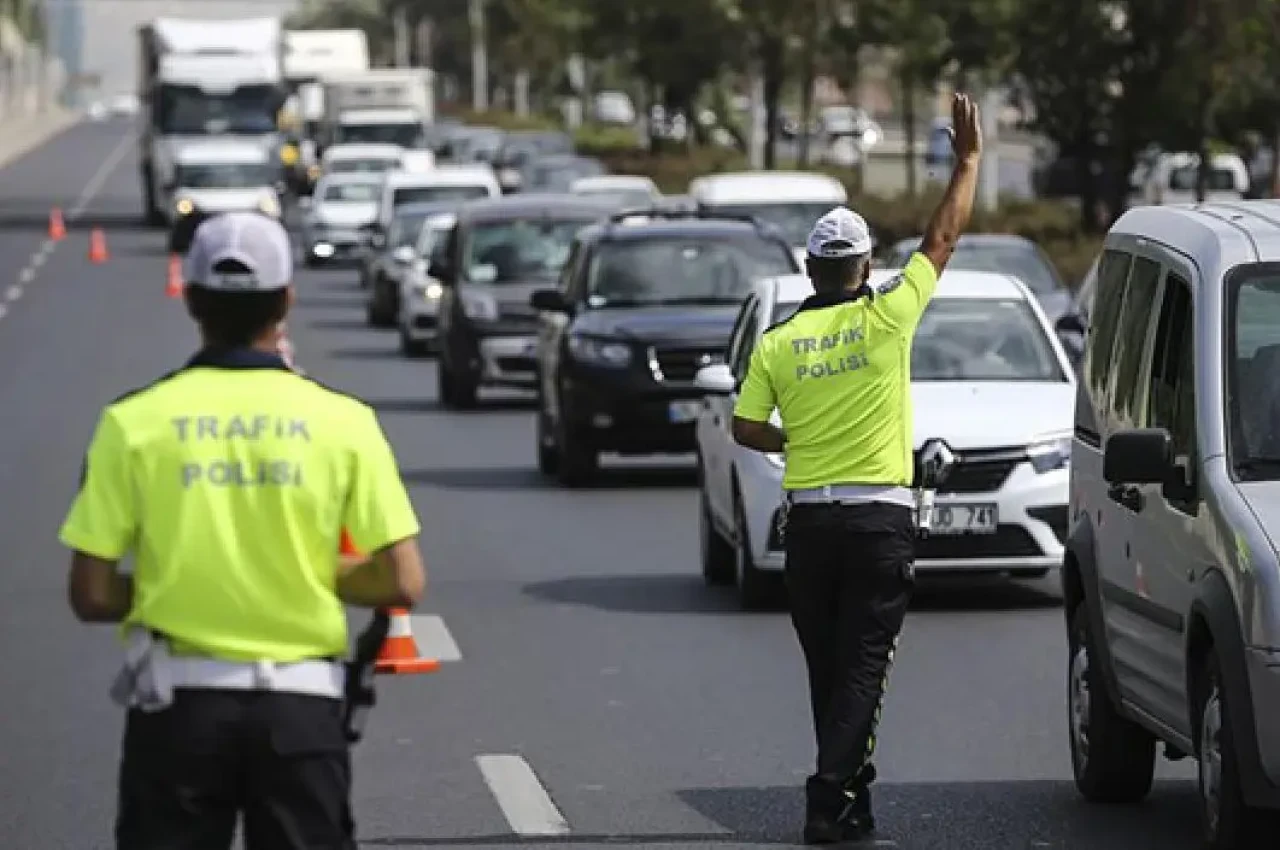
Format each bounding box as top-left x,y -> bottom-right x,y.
158,84 -> 279,135
175,163 -> 273,188
336,123 -> 424,148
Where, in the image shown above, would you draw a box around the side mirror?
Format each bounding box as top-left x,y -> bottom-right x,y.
1055,313 -> 1086,336
392,246 -> 416,265
530,289 -> 569,313
693,363 -> 736,394
1103,429 -> 1171,485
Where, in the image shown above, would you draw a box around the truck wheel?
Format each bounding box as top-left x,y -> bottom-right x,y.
1196,651 -> 1280,849
1067,606 -> 1156,802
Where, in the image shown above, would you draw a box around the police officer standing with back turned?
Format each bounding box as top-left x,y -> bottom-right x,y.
731,93 -> 982,845
60,211 -> 427,850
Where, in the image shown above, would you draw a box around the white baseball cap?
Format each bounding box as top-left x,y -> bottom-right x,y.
806,206 -> 873,259
183,212 -> 293,291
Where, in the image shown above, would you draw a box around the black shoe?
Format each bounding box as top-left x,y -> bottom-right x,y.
803,785 -> 875,844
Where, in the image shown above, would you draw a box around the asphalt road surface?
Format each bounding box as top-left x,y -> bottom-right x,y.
0,117 -> 1197,849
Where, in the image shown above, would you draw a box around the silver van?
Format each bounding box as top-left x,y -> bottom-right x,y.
1064,201 -> 1280,848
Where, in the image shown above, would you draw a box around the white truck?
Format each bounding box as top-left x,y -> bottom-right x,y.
282,29 -> 370,192
137,17 -> 287,225
320,69 -> 435,153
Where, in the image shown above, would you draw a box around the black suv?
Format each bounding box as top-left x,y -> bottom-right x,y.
530,209 -> 799,485
428,194 -> 625,407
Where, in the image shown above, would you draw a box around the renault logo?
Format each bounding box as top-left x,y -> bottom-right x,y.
918,438 -> 955,488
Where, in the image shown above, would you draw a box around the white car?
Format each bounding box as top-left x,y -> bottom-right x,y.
397,211 -> 456,357
375,165 -> 501,232
687,171 -> 848,267
301,173 -> 383,265
569,174 -> 661,209
167,142 -> 282,252
320,143 -> 406,178
694,268 -> 1076,608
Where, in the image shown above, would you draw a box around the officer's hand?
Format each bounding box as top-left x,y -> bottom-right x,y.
946,93 -> 982,163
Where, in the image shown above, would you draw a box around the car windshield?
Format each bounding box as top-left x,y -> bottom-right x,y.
586,237 -> 797,307
912,298 -> 1065,381
175,162 -> 272,188
576,188 -> 655,209
389,213 -> 432,248
889,240 -> 1062,294
322,182 -> 380,202
462,218 -> 589,284
393,185 -> 491,206
701,201 -> 839,246
1229,269 -> 1280,469
1170,166 -> 1237,193
335,123 -> 424,147
531,161 -> 605,192
328,158 -> 398,174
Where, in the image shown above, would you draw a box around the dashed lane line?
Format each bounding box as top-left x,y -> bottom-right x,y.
476,754 -> 571,837
410,614 -> 462,662
5,286 -> 22,302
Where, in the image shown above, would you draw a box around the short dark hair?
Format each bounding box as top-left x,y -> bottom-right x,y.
185,259 -> 289,348
806,252 -> 869,293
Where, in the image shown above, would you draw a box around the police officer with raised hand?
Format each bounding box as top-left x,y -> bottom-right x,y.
60,211 -> 426,850
731,93 -> 982,845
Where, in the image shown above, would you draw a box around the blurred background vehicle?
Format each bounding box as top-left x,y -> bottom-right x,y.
300,172 -> 383,266
365,201 -> 459,327
398,212 -> 458,358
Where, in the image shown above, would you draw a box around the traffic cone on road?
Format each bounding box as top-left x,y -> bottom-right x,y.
165,254 -> 183,298
48,208 -> 65,241
375,608 -> 440,675
88,228 -> 109,264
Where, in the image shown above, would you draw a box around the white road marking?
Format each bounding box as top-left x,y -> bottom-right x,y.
5,286 -> 22,302
18,268 -> 34,284
476,754 -> 571,837
31,251 -> 46,268
41,238 -> 54,253
0,304 -> 7,320
68,129 -> 135,220
409,614 -> 462,662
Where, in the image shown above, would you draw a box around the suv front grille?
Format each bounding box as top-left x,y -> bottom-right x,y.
650,346 -> 725,382
914,446 -> 1024,494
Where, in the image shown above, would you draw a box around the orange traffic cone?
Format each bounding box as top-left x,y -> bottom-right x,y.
375,608 -> 440,675
88,228 -> 108,264
165,254 -> 183,298
48,207 -> 65,241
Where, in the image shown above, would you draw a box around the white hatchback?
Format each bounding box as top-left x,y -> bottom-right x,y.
694,268 -> 1077,608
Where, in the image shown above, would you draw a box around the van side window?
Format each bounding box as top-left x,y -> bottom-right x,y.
1145,273 -> 1195,461
1084,249 -> 1132,400
1109,256 -> 1162,427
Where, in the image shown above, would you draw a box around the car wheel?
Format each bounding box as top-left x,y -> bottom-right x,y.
556,415 -> 597,487
698,464 -> 734,587
369,281 -> 396,328
452,369 -> 478,409
1196,651 -> 1280,848
535,396 -> 559,476
399,330 -> 429,359
437,356 -> 457,407
1067,606 -> 1156,802
734,488 -> 780,610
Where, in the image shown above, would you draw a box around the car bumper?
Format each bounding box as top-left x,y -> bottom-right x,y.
475,334 -> 539,388
306,231 -> 369,264
562,368 -> 706,454
744,462 -> 1068,574
400,296 -> 441,343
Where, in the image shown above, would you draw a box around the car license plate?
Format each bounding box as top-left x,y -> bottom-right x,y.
668,400 -> 702,423
931,503 -> 998,535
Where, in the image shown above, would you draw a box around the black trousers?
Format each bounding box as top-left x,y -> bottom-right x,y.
783,501 -> 915,814
116,688 -> 356,850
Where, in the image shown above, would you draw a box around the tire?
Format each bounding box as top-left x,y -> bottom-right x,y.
399,330 -> 429,359
437,357 -> 457,407
698,471 -> 735,587
734,490 -> 780,610
367,281 -> 396,328
556,417 -> 597,487
1196,651 -> 1280,849
1067,606 -> 1156,802
452,370 -> 478,409
535,398 -> 559,476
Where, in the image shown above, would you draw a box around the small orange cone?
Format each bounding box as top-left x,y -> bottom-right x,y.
48,208 -> 65,241
165,254 -> 183,298
375,608 -> 440,675
88,228 -> 108,264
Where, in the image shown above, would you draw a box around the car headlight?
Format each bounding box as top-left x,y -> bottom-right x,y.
174,197 -> 194,216
1027,433 -> 1072,473
421,282 -> 443,300
567,335 -> 632,367
460,292 -> 498,321
257,196 -> 281,217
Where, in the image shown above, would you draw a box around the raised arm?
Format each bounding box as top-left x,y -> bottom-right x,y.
919,93 -> 984,276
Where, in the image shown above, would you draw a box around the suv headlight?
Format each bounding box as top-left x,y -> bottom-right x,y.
1027,433 -> 1072,473
257,195 -> 281,217
568,335 -> 632,367
460,291 -> 498,321
419,281 -> 443,300
174,197 -> 194,216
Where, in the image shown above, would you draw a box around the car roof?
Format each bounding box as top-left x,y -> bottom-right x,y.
323,143 -> 403,160
577,214 -> 779,244
1107,200 -> 1280,270
572,175 -> 656,191
317,171 -> 382,186
456,193 -> 621,223
889,233 -> 1037,251
688,170 -> 847,203
768,268 -> 1035,304
175,142 -> 268,164
385,165 -> 498,187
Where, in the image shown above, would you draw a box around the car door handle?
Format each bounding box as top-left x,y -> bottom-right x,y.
1107,483 -> 1145,513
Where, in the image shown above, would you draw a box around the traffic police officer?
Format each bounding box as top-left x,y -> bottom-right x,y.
60,211 -> 427,850
731,93 -> 983,844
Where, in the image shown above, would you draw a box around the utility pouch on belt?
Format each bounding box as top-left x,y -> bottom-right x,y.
342,609 -> 391,744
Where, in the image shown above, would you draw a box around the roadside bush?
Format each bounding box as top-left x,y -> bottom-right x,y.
439,105 -> 560,131
573,124 -> 644,155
